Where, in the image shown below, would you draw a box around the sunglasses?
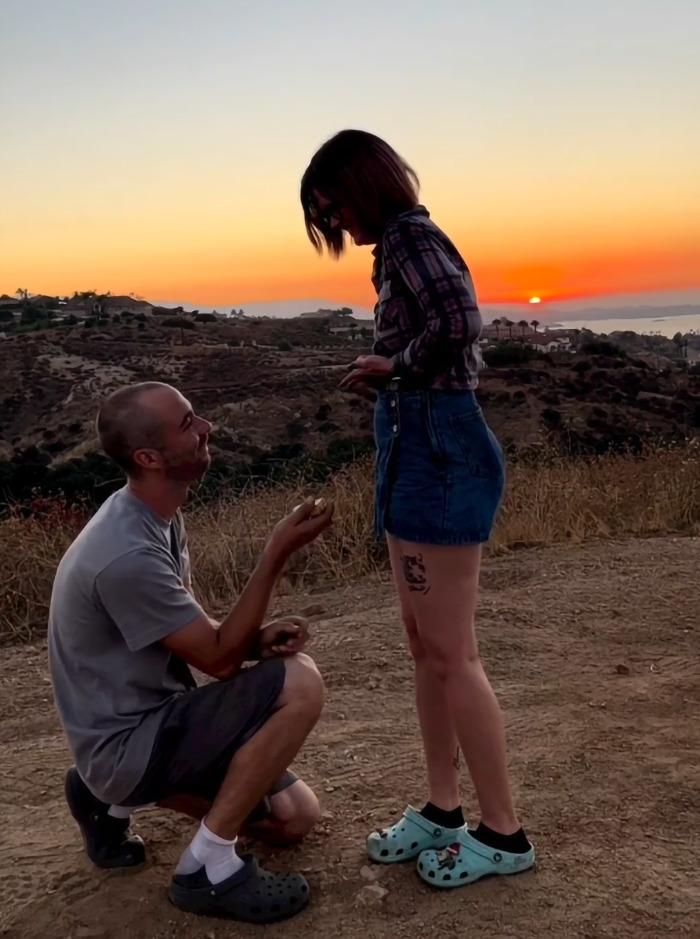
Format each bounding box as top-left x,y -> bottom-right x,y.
309,200 -> 342,228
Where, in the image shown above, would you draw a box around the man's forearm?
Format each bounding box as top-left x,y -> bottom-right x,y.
211,548 -> 286,677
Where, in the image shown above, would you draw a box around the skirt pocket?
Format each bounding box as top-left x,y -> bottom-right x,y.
447,410 -> 505,481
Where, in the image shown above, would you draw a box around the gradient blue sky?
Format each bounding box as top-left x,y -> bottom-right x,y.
1,0 -> 698,311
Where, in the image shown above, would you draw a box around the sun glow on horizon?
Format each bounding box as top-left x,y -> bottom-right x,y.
0,2 -> 698,308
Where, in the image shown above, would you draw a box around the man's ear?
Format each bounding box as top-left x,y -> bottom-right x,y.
132,448 -> 163,472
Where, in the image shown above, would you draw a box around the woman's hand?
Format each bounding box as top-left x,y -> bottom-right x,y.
339,355 -> 394,390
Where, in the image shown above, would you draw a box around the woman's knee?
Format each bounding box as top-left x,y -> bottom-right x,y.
418,631 -> 481,681
401,611 -> 428,661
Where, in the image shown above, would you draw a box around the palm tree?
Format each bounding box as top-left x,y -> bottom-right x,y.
530,319 -> 540,333
518,319 -> 529,339
15,288 -> 29,301
491,318 -> 501,340
501,317 -> 514,340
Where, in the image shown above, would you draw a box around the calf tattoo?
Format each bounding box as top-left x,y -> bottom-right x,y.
400,553 -> 431,595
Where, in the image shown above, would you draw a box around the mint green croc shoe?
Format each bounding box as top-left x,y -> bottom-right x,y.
366,806 -> 465,864
417,828 -> 535,888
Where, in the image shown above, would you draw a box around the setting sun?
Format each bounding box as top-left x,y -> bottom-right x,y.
529,297 -> 541,304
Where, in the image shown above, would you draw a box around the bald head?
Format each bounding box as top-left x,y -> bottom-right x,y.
96,381 -> 174,475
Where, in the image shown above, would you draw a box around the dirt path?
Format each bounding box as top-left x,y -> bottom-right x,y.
1,538 -> 698,938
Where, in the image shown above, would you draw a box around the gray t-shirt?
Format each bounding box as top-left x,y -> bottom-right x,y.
48,486 -> 205,805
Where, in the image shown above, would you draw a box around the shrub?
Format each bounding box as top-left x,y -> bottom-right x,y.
4,442 -> 700,644
483,342 -> 536,368
541,408 -> 562,427
162,317 -> 195,330
580,340 -> 625,357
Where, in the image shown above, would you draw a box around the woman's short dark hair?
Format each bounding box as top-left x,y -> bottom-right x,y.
301,129 -> 419,257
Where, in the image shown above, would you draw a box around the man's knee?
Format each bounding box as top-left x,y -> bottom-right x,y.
278,653 -> 325,714
270,780 -> 320,839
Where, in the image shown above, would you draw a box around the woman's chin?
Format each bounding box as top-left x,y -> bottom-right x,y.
350,232 -> 372,246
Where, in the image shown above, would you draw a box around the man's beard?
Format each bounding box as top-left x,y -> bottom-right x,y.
162,448 -> 211,484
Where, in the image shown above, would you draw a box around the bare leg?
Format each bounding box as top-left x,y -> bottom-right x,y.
157,793 -> 209,820
387,535 -> 460,810
158,780 -> 320,846
394,538 -> 519,835
243,781 -> 320,845
167,654 -> 324,920
204,653 -> 324,841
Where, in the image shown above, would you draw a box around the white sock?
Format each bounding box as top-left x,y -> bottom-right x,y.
175,819 -> 244,884
107,803 -> 154,819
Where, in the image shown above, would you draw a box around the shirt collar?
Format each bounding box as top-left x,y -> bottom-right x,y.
120,485 -> 173,533
372,204 -> 430,256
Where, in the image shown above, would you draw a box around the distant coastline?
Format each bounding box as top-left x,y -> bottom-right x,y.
147,297 -> 700,340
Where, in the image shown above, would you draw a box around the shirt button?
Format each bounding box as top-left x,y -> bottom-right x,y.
392,424 -> 398,433
390,399 -> 396,408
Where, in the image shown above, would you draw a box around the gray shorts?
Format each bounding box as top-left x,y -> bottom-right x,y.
122,658 -> 294,809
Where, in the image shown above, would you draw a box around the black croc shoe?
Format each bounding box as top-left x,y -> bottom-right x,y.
64,766 -> 147,870
169,855 -> 310,923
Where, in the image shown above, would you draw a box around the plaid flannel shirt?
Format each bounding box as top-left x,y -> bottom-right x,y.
371,206 -> 483,390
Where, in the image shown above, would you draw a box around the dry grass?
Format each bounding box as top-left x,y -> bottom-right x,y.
2,443 -> 700,644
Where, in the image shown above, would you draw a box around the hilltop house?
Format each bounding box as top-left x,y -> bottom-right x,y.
62,294 -> 154,318
62,296 -> 102,317
328,318 -> 371,340
300,307 -> 355,320
481,322 -> 576,354
0,293 -> 62,322
102,296 -> 153,316
529,335 -> 573,353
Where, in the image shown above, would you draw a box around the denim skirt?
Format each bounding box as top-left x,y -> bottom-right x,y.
373,388 -> 506,546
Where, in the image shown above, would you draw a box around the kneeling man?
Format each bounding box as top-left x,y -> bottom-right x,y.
48,382 -> 333,924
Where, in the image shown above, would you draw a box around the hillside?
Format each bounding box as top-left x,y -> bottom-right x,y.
1,537 -> 697,938
1,317 -> 700,493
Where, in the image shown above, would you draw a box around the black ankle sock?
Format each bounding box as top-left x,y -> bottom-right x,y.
420,802 -> 465,829
471,822 -> 531,855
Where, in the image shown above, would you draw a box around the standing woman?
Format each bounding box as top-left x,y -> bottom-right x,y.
300,130 -> 534,889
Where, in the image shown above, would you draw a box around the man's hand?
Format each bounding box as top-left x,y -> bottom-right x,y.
339,355 -> 393,391
256,616 -> 310,659
160,503 -> 331,683
264,497 -> 334,566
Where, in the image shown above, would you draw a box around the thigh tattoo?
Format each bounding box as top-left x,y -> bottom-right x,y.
400,553 -> 431,595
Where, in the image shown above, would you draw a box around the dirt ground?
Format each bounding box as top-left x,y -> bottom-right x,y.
1,538 -> 698,939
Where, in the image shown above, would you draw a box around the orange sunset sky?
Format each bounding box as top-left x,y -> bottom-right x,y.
1,0 -> 698,313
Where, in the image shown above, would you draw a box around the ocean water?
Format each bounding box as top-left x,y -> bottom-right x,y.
556,314 -> 700,338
